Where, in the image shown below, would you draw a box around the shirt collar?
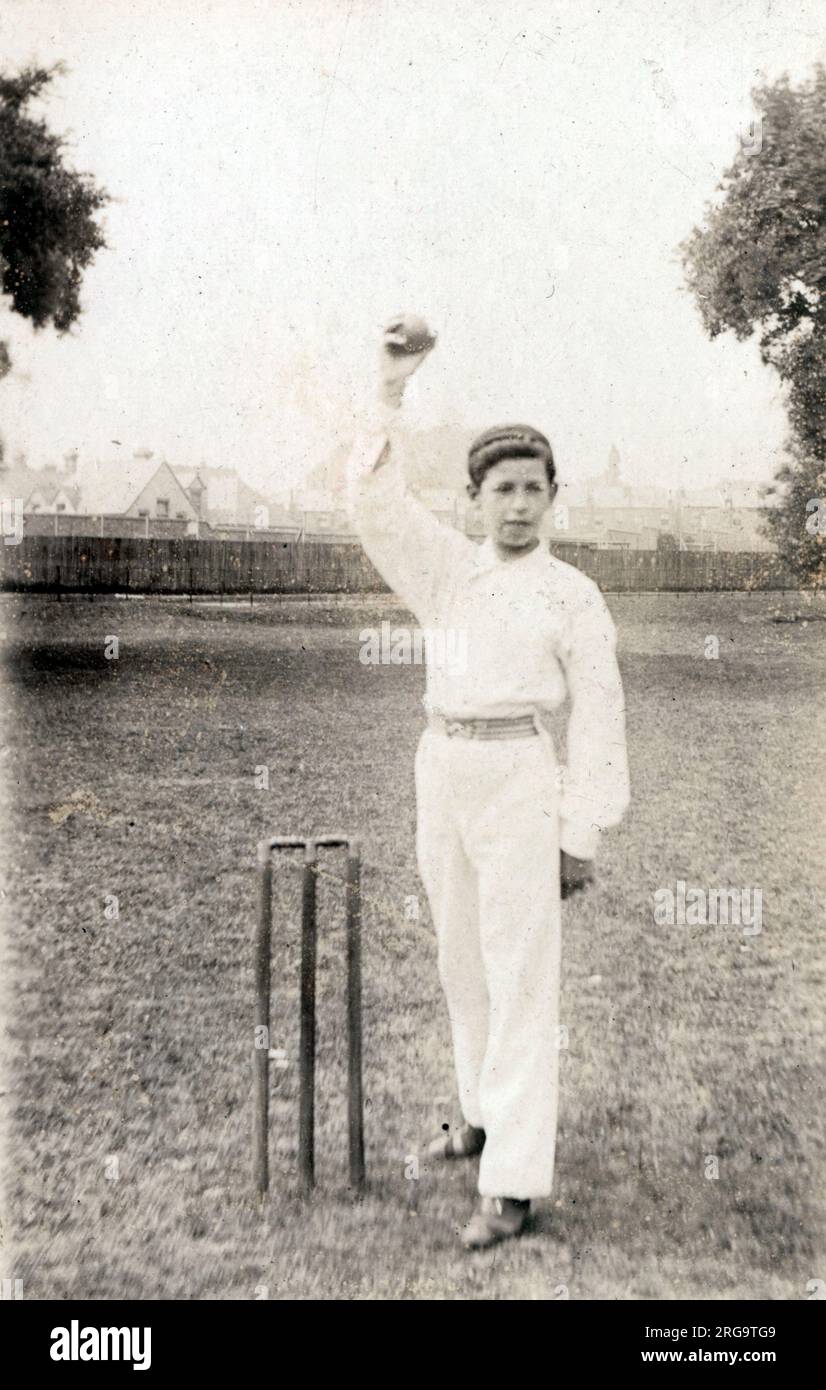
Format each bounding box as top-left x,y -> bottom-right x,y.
472,534 -> 551,578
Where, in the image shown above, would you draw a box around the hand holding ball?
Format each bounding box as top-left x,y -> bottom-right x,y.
379,314 -> 436,402
383,313 -> 437,357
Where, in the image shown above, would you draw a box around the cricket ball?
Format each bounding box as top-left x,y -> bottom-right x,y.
383,313 -> 436,356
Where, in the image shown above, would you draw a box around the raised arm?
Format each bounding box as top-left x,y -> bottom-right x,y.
346,316 -> 473,626
559,579 -> 630,863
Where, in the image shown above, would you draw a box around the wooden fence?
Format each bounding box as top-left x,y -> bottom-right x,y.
0,534 -> 799,594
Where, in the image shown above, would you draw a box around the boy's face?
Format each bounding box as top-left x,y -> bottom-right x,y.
474,456 -> 557,556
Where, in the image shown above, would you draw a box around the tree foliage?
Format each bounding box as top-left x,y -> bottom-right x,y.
681,66 -> 826,585
761,438 -> 826,581
0,64 -> 108,367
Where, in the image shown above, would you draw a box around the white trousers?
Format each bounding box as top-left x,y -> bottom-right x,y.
414,726 -> 562,1199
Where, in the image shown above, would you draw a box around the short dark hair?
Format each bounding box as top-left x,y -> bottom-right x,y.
467,424 -> 556,494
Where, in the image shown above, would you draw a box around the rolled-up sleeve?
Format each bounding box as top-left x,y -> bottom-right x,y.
346,410 -> 471,626
559,583 -> 630,859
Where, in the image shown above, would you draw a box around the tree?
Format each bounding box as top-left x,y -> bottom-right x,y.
760,438 -> 826,579
0,64 -> 108,378
680,66 -> 826,586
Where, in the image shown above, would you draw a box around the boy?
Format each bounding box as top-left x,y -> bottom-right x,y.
346,317 -> 630,1249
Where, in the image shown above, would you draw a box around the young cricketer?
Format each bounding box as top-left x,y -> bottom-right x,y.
346,316 -> 630,1249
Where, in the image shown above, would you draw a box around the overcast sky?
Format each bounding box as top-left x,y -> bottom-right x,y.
1,0 -> 823,498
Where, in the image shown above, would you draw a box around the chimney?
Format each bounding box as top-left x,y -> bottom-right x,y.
186,470 -> 206,520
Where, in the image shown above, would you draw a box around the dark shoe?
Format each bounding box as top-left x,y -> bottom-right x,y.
461,1196 -> 530,1250
426,1122 -> 486,1161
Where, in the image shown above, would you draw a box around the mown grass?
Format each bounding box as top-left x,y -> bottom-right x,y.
1,590 -> 824,1299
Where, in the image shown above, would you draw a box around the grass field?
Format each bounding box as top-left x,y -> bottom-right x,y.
1,589 -> 825,1300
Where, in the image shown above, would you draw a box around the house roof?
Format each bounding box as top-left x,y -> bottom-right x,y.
171,465 -> 287,525
173,465 -> 237,505
79,455 -> 168,515
0,462 -> 83,510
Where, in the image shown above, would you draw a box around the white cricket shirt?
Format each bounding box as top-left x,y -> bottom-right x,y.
346,411 -> 630,859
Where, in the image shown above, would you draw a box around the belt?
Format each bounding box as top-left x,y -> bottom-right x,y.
427,712 -> 539,741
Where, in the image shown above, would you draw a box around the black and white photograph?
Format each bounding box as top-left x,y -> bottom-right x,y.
0,0 -> 825,1324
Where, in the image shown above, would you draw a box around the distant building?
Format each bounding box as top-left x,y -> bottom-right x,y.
0,450 -> 83,516
556,447 -> 775,552
12,433 -> 775,550
172,464 -> 288,531
297,434 -> 775,551
76,453 -> 288,535
81,452 -> 199,530
280,488 -> 349,538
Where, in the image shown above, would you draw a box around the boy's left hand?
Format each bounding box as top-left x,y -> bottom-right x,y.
561,850 -> 595,899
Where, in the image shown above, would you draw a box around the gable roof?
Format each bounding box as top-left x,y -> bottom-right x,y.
126,459 -> 197,517
79,457 -> 194,517
0,461 -> 83,511
78,455 -> 166,514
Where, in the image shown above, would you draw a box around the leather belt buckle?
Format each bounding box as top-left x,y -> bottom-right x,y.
445,719 -> 472,738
